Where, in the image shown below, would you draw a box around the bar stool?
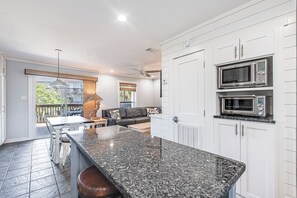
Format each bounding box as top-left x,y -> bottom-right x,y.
77,166 -> 122,198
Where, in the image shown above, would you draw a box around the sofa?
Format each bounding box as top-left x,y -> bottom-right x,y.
102,107 -> 161,127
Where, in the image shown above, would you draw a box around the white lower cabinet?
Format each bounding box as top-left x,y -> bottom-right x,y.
214,119 -> 275,198
150,114 -> 162,138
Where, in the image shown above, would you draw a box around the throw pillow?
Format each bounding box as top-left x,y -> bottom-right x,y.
109,110 -> 121,120
146,107 -> 160,115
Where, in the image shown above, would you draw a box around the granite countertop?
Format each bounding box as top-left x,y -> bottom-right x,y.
213,115 -> 276,123
67,126 -> 245,198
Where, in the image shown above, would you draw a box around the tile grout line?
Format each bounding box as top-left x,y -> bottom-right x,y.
0,146 -> 15,191
47,138 -> 61,197
29,141 -> 33,198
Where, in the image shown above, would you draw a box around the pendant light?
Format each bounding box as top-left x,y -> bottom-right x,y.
50,49 -> 67,88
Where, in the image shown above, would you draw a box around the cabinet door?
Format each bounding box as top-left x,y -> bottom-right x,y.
151,117 -> 162,138
214,119 -> 241,194
240,122 -> 275,198
214,39 -> 240,65
240,25 -> 274,60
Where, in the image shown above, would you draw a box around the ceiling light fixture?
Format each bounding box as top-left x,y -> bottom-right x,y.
110,69 -> 114,73
50,49 -> 67,88
117,15 -> 127,22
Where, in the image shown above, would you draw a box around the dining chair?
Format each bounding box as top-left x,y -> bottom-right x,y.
60,123 -> 84,166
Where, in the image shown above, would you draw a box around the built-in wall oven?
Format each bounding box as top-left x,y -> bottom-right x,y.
217,58 -> 272,89
220,95 -> 271,117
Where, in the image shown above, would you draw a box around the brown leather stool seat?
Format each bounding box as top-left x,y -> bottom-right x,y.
77,166 -> 121,198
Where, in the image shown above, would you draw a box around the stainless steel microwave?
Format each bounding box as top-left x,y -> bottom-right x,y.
220,95 -> 271,117
218,58 -> 271,89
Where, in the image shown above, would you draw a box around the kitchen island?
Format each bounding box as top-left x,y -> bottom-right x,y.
67,126 -> 245,198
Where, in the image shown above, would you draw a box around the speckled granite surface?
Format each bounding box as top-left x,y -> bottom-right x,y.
67,126 -> 246,198
214,115 -> 276,123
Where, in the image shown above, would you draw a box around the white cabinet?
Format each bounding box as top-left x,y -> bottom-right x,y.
240,122 -> 275,198
0,53 -> 6,145
150,114 -> 162,138
214,119 -> 242,194
214,39 -> 240,64
214,119 -> 276,198
214,24 -> 274,65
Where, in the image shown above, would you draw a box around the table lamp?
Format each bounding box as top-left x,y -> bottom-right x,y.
87,94 -> 103,119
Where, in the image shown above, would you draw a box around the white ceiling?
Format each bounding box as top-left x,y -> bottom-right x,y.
0,0 -> 251,75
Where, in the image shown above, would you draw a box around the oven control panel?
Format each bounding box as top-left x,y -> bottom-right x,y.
256,60 -> 267,85
256,97 -> 265,116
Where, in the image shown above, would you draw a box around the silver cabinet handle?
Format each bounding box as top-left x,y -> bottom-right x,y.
241,125 -> 244,136
234,46 -> 237,59
241,45 -> 244,57
235,124 -> 238,135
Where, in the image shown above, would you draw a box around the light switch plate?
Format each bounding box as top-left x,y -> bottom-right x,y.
21,95 -> 27,100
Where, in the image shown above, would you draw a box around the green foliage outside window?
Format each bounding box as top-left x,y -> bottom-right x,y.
120,91 -> 132,102
36,84 -> 62,104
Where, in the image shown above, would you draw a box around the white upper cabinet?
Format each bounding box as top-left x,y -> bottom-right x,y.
240,26 -> 275,60
214,39 -> 240,65
214,23 -> 275,65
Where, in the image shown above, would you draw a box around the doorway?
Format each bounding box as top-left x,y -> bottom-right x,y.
29,76 -> 83,139
173,51 -> 205,149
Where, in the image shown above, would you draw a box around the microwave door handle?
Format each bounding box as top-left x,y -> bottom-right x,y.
252,63 -> 257,84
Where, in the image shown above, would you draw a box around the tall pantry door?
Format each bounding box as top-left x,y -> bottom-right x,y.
173,51 -> 205,149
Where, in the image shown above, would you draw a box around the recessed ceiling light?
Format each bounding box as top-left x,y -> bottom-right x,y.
117,15 -> 127,22
110,69 -> 114,73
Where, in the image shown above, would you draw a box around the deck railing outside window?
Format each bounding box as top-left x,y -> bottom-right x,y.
36,104 -> 83,123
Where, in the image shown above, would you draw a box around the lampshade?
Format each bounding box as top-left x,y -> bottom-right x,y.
87,94 -> 103,102
50,78 -> 67,89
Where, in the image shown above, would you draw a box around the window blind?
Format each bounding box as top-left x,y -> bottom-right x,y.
119,82 -> 136,92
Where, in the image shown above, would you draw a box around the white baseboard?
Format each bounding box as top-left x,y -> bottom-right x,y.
4,137 -> 33,144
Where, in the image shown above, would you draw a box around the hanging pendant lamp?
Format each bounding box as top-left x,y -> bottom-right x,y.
50,49 -> 67,88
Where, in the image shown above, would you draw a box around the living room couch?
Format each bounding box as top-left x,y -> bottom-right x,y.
102,107 -> 161,127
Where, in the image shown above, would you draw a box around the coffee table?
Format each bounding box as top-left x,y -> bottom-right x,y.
128,122 -> 150,134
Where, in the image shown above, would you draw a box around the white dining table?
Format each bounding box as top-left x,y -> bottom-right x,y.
46,116 -> 93,164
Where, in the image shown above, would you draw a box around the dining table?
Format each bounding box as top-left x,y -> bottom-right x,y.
46,116 -> 93,164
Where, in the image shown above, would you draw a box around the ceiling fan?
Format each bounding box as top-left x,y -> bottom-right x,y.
131,68 -> 161,78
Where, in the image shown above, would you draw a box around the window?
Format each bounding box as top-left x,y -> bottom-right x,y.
119,82 -> 136,108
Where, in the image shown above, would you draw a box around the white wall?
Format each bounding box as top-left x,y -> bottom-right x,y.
96,74 -> 161,117
160,0 -> 296,197
6,59 -> 97,142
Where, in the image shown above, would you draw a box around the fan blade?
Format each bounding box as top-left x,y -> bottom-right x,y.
146,70 -> 161,73
132,68 -> 142,72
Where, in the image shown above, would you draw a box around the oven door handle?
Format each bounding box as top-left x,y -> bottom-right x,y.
219,95 -> 256,98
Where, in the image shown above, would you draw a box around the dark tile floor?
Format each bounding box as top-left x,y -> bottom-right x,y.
0,139 -> 71,198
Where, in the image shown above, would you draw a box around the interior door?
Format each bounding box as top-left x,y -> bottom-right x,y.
173,51 -> 205,149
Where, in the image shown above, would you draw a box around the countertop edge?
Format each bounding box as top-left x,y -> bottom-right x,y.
213,115 -> 276,124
